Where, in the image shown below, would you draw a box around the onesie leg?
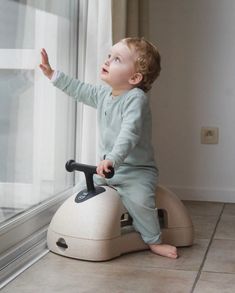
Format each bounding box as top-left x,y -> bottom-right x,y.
121,194 -> 162,244
117,183 -> 178,258
109,166 -> 162,244
95,167 -> 178,258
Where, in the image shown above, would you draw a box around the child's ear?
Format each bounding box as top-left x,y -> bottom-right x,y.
129,73 -> 143,86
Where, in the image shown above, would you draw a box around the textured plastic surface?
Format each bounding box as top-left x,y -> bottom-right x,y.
47,185 -> 194,261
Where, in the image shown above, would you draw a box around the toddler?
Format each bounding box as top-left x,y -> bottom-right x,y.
40,37 -> 178,259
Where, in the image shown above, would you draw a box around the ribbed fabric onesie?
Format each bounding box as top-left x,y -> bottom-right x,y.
53,72 -> 161,244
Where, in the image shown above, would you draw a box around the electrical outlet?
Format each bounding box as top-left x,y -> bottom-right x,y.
201,127 -> 219,144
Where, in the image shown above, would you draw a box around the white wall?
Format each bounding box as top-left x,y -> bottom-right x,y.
148,0 -> 235,202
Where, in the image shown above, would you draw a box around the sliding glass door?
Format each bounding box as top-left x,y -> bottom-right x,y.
0,0 -> 78,224
0,0 -> 79,286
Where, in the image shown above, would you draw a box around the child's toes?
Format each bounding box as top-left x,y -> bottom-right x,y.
168,251 -> 178,259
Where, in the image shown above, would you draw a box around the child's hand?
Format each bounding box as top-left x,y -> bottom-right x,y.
39,48 -> 54,79
96,160 -> 113,178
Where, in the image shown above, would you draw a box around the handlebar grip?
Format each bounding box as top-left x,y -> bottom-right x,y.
103,167 -> 115,179
65,160 -> 114,179
65,160 -> 96,173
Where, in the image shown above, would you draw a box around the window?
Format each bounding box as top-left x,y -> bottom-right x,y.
0,0 -> 78,223
0,0 -> 79,286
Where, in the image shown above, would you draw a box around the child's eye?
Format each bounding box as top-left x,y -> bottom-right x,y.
114,57 -> 121,62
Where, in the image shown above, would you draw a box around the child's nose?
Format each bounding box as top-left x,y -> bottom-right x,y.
105,59 -> 110,66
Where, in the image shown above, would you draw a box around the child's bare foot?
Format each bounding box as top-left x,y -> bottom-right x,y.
149,243 -> 178,259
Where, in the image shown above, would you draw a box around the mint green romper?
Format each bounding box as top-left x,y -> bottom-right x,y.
53,72 -> 161,244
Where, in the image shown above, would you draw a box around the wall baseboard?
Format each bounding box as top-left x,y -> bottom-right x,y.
167,185 -> 235,203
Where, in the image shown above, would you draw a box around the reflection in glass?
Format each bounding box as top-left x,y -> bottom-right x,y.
0,0 -> 35,49
0,0 -> 77,225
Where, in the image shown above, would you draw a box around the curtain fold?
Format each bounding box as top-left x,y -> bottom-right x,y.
112,0 -> 149,43
77,0 -> 148,168
77,0 -> 112,166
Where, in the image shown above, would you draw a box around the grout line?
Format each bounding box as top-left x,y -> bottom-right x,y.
202,270 -> 235,276
190,203 -> 225,293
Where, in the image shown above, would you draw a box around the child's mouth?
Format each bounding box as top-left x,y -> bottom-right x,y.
102,67 -> 108,74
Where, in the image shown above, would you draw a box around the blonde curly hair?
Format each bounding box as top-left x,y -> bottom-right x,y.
122,37 -> 161,92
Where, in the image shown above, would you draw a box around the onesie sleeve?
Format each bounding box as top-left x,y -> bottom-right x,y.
52,71 -> 107,108
105,93 -> 147,169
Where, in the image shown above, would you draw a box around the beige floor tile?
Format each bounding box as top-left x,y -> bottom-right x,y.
194,272 -> 235,293
203,239 -> 235,273
183,201 -> 223,217
214,215 -> 235,240
223,203 -> 235,216
2,200 -> 230,292
191,215 -> 218,239
1,252 -> 197,293
104,238 -> 209,272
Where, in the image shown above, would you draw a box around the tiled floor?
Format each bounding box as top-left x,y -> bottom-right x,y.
2,201 -> 235,293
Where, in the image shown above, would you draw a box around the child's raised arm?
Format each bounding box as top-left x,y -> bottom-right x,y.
39,48 -> 54,79
39,49 -> 109,109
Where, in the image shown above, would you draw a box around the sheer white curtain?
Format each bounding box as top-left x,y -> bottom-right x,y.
0,0 -> 77,210
76,0 -> 112,166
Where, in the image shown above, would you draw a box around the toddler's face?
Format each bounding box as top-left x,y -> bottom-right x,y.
101,41 -> 138,91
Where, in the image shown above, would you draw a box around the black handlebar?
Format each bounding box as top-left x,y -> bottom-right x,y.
65,160 -> 114,192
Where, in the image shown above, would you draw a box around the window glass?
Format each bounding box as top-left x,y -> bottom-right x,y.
0,0 -> 35,49
0,0 -> 78,224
